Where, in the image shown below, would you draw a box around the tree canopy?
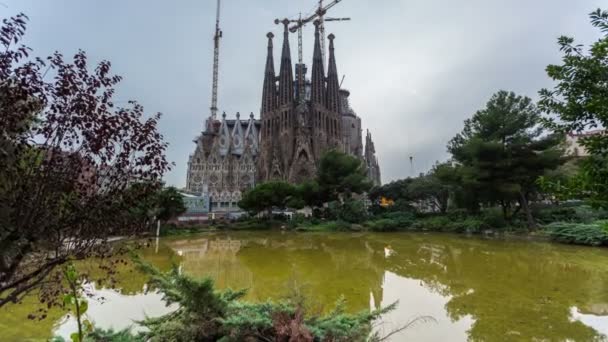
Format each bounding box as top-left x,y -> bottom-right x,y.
539,8 -> 608,208
238,181 -> 300,215
317,150 -> 372,202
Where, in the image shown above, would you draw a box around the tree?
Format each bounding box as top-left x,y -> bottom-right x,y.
539,8 -> 608,208
238,181 -> 298,216
155,187 -> 186,222
295,180 -> 325,208
408,162 -> 451,213
448,91 -> 565,228
0,14 -> 170,308
317,150 -> 372,202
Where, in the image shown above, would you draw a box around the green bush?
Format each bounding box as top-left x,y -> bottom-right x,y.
337,199 -> 368,223
534,205 -> 578,224
133,257 -> 397,342
574,205 -> 608,223
408,216 -> 486,233
364,219 -> 400,232
382,211 -> 416,226
451,218 -> 485,233
446,209 -> 469,221
298,220 -> 352,232
410,216 -> 451,231
480,208 -> 507,229
533,204 -> 608,224
546,221 -> 608,246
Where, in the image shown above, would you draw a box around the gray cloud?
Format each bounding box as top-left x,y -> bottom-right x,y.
3,0 -> 602,184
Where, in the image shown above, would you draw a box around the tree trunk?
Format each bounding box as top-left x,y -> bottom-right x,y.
519,191 -> 536,230
500,200 -> 508,220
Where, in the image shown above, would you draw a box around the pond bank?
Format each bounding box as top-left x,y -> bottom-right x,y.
161,212 -> 608,247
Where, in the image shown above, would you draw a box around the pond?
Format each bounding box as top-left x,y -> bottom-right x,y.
3,231 -> 608,341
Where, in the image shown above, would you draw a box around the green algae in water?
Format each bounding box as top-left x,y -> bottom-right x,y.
3,232 -> 608,341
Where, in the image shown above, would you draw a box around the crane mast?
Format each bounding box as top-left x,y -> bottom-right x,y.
319,0 -> 326,67
209,0 -> 222,122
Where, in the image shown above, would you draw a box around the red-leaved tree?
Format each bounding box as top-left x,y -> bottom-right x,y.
0,13 -> 170,307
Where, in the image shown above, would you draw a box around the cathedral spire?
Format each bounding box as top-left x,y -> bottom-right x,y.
261,32 -> 276,115
311,20 -> 326,105
326,34 -> 341,113
278,19 -> 294,106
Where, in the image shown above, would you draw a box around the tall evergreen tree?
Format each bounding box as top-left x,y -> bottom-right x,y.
448,91 -> 565,228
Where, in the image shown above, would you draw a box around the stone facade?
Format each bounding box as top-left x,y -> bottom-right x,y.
186,113 -> 260,211
365,130 -> 382,186
340,89 -> 363,158
185,20 -> 381,210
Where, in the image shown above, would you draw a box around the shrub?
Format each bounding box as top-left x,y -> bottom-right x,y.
574,205 -> 608,223
546,222 -> 608,246
364,219 -> 400,232
337,199 -> 368,224
446,209 -> 469,221
533,204 -> 608,224
534,205 -> 578,224
449,218 -> 485,233
133,257 -> 397,342
298,220 -> 352,232
382,211 -> 416,227
480,208 -> 507,229
410,216 -> 452,231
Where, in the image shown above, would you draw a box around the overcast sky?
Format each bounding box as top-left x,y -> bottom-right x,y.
2,0 -> 603,185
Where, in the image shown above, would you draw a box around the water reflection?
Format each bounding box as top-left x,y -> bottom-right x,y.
164,232 -> 608,341
5,232 -> 608,341
54,284 -> 176,339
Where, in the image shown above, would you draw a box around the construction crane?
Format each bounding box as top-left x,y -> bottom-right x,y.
209,0 -> 222,122
275,0 -> 350,102
317,0 -> 351,66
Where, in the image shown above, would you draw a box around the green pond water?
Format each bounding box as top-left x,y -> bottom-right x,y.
3,231 -> 608,341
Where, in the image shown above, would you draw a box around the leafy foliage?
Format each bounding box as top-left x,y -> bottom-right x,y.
333,199 -> 369,224
546,221 -> 608,246
155,187 -> 187,222
0,13 -> 170,308
317,150 -> 372,202
448,90 -> 565,228
62,263 -> 92,342
238,181 -> 299,215
539,8 -> 608,207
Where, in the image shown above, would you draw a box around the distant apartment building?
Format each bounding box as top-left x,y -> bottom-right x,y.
565,130 -> 605,157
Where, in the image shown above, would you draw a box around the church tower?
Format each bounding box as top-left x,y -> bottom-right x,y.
257,20 -> 346,184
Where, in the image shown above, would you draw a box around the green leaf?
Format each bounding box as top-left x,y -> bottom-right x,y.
79,299 -> 88,315
70,332 -> 80,342
63,294 -> 75,307
83,319 -> 93,333
65,264 -> 77,282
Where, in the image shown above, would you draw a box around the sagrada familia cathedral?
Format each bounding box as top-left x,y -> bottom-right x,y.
186,20 -> 381,211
